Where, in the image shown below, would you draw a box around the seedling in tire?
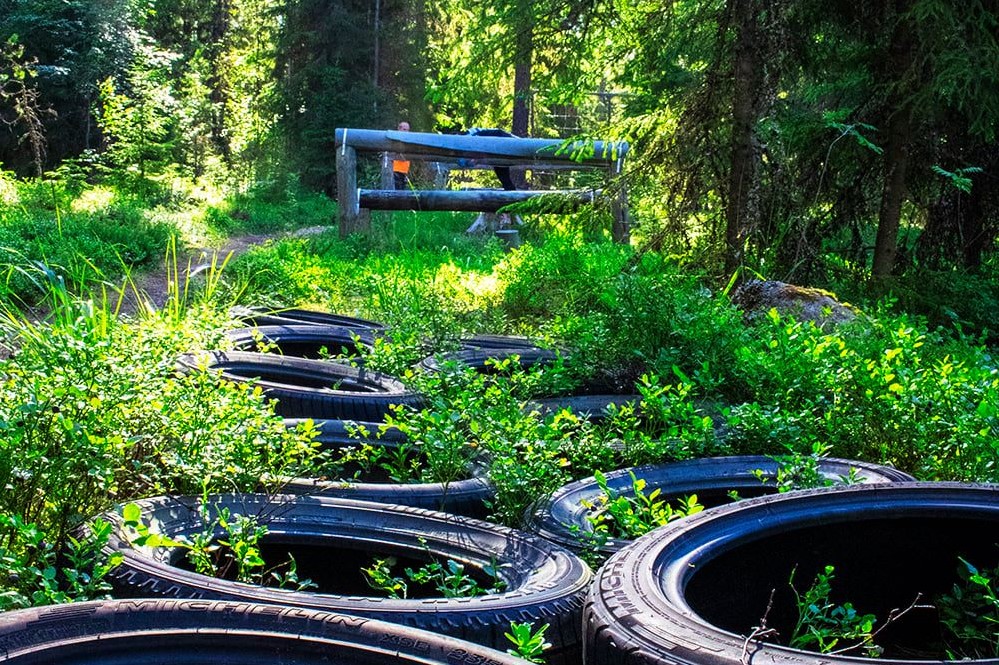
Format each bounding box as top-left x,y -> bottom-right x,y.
754,442 -> 863,492
583,470 -> 703,540
362,542 -> 507,599
788,565 -> 881,656
122,502 -> 315,590
937,557 -> 999,659
506,621 -> 551,663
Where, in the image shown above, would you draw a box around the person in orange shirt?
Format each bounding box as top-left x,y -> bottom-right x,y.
393,121 -> 411,189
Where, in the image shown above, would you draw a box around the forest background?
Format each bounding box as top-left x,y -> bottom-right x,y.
1,0 -> 999,330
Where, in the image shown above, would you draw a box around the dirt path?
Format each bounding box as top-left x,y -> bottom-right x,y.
122,225 -> 328,315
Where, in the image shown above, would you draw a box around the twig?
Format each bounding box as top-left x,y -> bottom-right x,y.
742,588 -> 779,665
827,593 -> 932,656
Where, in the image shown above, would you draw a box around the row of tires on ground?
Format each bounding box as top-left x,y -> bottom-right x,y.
5,309 -> 994,663
178,306 -> 589,517
179,305 -> 560,422
9,481 -> 999,665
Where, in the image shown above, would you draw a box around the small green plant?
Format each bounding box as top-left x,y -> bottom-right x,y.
313,438 -> 423,485
754,442 -> 862,493
362,542 -> 506,599
122,502 -> 315,590
362,557 -> 410,598
788,565 -> 880,656
937,557 -> 999,659
506,621 -> 552,663
582,470 -> 703,541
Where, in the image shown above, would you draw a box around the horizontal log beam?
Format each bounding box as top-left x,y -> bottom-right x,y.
357,189 -> 599,213
387,157 -> 609,170
335,128 -> 627,166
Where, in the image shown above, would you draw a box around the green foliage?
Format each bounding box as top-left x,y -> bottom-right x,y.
937,558 -> 999,659
313,437 -> 424,485
846,269 -> 999,342
583,471 -> 703,542
788,565 -> 880,656
122,501 -> 314,591
726,309 -> 999,479
601,375 -> 727,465
0,190 -> 171,303
405,556 -> 505,598
363,557 -> 409,598
0,514 -> 122,611
200,179 -> 336,236
382,402 -> 479,486
931,165 -> 983,194
754,442 -> 862,493
363,545 -> 506,600
506,621 -> 552,664
0,263 -> 319,612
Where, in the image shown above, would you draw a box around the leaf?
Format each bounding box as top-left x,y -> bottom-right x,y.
121,503 -> 141,525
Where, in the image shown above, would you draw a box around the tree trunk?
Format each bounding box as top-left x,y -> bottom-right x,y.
208,0 -> 233,164
871,102 -> 913,277
724,0 -> 764,275
511,19 -> 532,138
510,3 -> 533,189
871,0 -> 913,279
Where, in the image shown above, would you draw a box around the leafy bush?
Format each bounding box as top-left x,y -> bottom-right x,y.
727,309 -> 999,479
937,558 -> 999,659
788,565 -> 880,656
0,270 -> 318,609
0,515 -> 121,611
583,470 -> 703,541
201,179 -> 336,236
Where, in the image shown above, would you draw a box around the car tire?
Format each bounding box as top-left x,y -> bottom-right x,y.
227,325 -> 377,359
0,598 -> 525,665
178,351 -> 423,421
528,455 -> 915,556
101,494 -> 591,665
584,482 -> 999,665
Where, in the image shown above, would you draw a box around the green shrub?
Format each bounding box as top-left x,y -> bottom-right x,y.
727,309 -> 999,478
0,199 -> 171,302
0,271 -> 319,609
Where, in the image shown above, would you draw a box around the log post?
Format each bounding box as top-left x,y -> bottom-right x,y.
380,152 -> 394,190
610,159 -> 631,244
336,145 -> 365,237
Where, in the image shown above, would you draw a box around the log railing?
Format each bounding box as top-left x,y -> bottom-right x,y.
334,128 -> 630,242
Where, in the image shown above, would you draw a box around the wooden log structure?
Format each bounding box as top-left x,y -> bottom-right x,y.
334,127 -> 631,242
334,128 -> 628,166
357,188 -> 599,213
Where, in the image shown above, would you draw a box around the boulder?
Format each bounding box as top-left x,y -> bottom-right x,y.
731,279 -> 858,327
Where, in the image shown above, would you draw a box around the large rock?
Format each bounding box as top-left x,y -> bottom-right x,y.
731,279 -> 858,327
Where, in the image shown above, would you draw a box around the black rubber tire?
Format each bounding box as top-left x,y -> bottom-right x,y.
584,483 -> 999,665
527,455 -> 916,556
459,334 -> 546,351
417,348 -> 559,374
231,305 -> 387,332
227,324 -> 377,359
101,494 -> 592,665
279,474 -> 494,519
0,598 -> 525,665
177,351 -> 424,421
284,417 -> 407,449
528,394 -> 640,421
